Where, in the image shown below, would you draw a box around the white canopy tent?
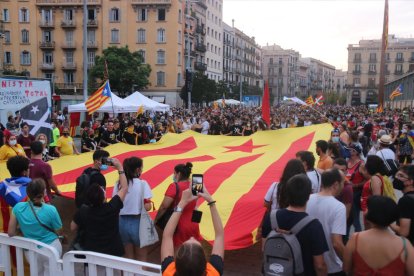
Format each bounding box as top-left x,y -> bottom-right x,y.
214,99 -> 245,105
124,91 -> 170,112
68,93 -> 138,113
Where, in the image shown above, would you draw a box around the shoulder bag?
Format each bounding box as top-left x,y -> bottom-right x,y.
155,182 -> 180,230
138,181 -> 159,248
28,201 -> 65,243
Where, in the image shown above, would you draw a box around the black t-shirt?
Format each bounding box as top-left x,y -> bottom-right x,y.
81,138 -> 97,153
123,131 -> 138,145
0,130 -> 3,147
262,209 -> 329,276
102,130 -> 118,145
74,195 -> 124,257
398,191 -> 414,244
232,125 -> 243,136
83,167 -> 106,189
161,254 -> 223,275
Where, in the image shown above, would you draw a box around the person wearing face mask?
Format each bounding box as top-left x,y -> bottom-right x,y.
36,133 -> 54,162
242,121 -> 254,136
55,127 -> 79,157
49,120 -> 60,157
397,126 -> 413,164
81,128 -> 100,152
0,131 -> 26,161
155,162 -> 202,248
391,165 -> 414,245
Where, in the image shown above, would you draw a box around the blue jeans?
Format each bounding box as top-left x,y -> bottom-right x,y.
352,189 -> 362,232
119,215 -> 141,246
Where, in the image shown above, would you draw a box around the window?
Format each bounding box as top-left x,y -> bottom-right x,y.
157,50 -> 165,64
177,73 -> 181,87
353,78 -> 360,85
64,72 -> 75,84
2,9 -> 9,22
138,8 -> 147,21
65,51 -> 74,63
43,52 -> 53,64
368,78 -> 376,87
369,64 -> 376,72
110,8 -> 120,22
354,53 -> 361,61
88,9 -> 96,20
158,9 -> 166,21
41,9 -> 53,23
44,73 -> 53,80
110,29 -> 119,43
157,71 -> 165,86
386,52 -> 390,61
354,64 -> 361,72
178,52 -> 181,65
157,28 -> 166,43
369,53 -> 376,62
64,9 -> 74,21
411,52 -> 414,60
4,31 -> 10,43
4,52 -> 12,64
87,30 -> 96,43
396,52 -> 403,60
178,9 -> 182,23
138,50 -> 145,63
19,8 -> 29,23
21,30 -> 29,44
137,29 -> 146,43
178,30 -> 182,44
43,30 -> 52,42
396,64 -> 403,72
87,51 -> 95,66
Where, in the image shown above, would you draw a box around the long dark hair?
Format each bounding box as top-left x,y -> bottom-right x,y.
175,162 -> 193,181
175,242 -> 206,276
277,159 -> 306,209
27,179 -> 46,207
123,157 -> 143,183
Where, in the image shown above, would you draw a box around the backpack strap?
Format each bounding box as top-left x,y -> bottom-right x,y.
270,209 -> 279,231
290,215 -> 315,235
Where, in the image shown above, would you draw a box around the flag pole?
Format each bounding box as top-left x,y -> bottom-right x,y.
104,60 -> 116,116
378,0 -> 388,108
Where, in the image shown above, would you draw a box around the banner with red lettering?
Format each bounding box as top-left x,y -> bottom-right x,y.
0,78 -> 52,137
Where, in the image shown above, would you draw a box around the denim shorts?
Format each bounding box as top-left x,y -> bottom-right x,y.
119,215 -> 141,246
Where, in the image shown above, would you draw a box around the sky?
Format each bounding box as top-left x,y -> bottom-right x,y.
223,0 -> 414,71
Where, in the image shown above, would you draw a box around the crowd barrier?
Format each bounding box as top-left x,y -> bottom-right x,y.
0,233 -> 162,276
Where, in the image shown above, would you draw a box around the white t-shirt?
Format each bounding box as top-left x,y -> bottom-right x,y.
264,182 -> 279,210
306,194 -> 346,274
304,121 -> 312,126
306,170 -> 321,193
112,178 -> 152,215
201,121 -> 210,134
376,148 -> 396,161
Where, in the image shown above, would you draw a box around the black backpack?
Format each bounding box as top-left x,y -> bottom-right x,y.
75,169 -> 99,208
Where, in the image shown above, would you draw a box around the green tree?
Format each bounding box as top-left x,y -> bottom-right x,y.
216,80 -> 230,99
180,72 -> 217,104
89,46 -> 151,97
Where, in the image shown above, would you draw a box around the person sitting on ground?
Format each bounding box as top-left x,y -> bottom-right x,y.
100,121 -> 119,147
262,174 -> 328,275
122,121 -> 139,145
81,128 -> 100,153
8,179 -> 63,276
390,165 -> 414,245
161,188 -> 224,276
343,196 -> 414,275
0,131 -> 26,161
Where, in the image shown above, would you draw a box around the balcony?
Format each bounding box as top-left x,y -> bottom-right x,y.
394,70 -> 403,75
131,0 -> 172,5
395,58 -> 404,63
39,41 -> 55,49
195,25 -> 206,35
39,63 -> 55,71
61,42 -> 76,49
61,20 -> 76,28
55,83 -> 83,94
39,20 -> 54,28
223,65 -> 230,72
353,58 -> 361,63
367,84 -> 377,89
87,41 -> 98,48
87,19 -> 98,28
368,71 -> 377,75
385,70 -> 390,75
36,0 -> 101,5
62,62 -> 77,70
369,58 -> 377,63
195,43 -> 206,53
194,62 -> 207,71
352,70 -> 361,75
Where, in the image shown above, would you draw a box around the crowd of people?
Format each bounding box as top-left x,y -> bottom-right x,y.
1,103 -> 414,275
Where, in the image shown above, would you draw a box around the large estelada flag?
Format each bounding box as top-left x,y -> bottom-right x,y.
0,124 -> 332,249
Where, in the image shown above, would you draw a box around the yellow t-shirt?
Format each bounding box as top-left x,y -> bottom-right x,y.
56,136 -> 74,156
0,144 -> 26,161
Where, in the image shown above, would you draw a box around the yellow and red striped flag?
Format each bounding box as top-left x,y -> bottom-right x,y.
376,104 -> 384,113
0,124 -> 332,250
389,84 -> 403,100
137,105 -> 144,116
85,80 -> 112,115
305,96 -> 314,106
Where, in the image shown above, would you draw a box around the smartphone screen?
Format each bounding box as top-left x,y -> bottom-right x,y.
191,174 -> 203,196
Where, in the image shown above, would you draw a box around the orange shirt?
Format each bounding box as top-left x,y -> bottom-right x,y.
317,155 -> 333,170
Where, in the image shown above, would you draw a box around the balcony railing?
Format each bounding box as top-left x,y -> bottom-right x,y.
385,70 -> 390,75
87,41 -> 98,48
61,42 -> 76,49
352,70 -> 361,75
62,62 -> 77,70
195,43 -> 206,53
394,70 -> 403,75
395,58 -> 404,63
194,62 -> 207,71
39,41 -> 55,49
39,20 -> 55,28
36,0 -> 101,5
368,58 -> 377,63
87,19 -> 98,27
368,70 -> 377,75
39,63 -> 55,70
353,58 -> 361,63
131,0 -> 172,5
195,25 -> 205,35
61,20 -> 76,28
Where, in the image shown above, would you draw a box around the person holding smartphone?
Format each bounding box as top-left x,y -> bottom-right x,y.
155,162 -> 203,247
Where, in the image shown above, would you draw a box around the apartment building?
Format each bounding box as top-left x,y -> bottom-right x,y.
334,69 -> 347,95
347,35 -> 414,105
302,57 -> 336,96
205,0 -> 223,81
223,22 -> 235,86
1,0 -> 185,106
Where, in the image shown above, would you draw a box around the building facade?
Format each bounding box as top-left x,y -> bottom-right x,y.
334,69 -> 347,95
302,57 -> 336,96
222,21 -> 235,87
205,0 -> 223,81
385,72 -> 414,109
347,35 -> 414,105
1,0 -> 185,106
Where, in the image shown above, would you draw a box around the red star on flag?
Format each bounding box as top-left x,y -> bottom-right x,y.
224,139 -> 267,153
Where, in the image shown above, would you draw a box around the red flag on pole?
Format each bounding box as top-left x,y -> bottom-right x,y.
262,81 -> 270,126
